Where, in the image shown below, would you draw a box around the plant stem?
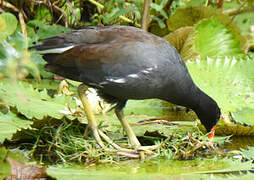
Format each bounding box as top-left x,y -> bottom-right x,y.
223,6 -> 254,16
88,0 -> 104,10
141,0 -> 150,31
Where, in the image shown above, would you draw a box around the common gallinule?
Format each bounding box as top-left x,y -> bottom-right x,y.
31,26 -> 221,158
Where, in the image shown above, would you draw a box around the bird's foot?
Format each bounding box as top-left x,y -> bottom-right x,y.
84,125 -> 159,160
116,145 -> 160,160
84,125 -> 122,150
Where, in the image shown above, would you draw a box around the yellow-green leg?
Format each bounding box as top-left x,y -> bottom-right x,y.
115,108 -> 145,160
78,84 -> 125,150
78,84 -> 156,159
78,84 -> 105,148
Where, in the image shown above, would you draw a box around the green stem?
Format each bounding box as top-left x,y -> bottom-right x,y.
88,0 -> 104,9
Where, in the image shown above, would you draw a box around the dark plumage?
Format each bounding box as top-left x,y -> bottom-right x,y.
31,26 -> 220,134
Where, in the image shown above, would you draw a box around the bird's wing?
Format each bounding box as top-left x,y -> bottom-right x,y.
31,26 -> 149,51
31,26 -> 169,84
33,26 -> 158,68
45,39 -> 140,68
32,26 -> 113,51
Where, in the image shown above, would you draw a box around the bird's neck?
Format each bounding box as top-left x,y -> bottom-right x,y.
188,87 -> 213,114
165,86 -> 205,110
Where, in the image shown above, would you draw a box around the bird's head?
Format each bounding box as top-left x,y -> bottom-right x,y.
194,95 -> 221,137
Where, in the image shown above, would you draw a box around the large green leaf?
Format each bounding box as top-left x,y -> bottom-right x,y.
187,58 -> 254,114
240,147 -> 254,161
47,158 -> 252,179
167,6 -> 240,33
0,112 -> 33,142
187,58 -> 254,134
0,81 -> 77,120
167,6 -> 247,53
125,99 -> 168,116
164,26 -> 193,52
181,18 -> 245,60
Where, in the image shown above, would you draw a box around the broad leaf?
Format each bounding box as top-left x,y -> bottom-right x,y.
187,58 -> 254,134
0,81 -> 77,120
241,147 -> 254,160
167,6 -> 247,53
181,18 -> 245,60
187,58 -> 254,114
164,26 -> 193,52
0,112 -> 33,142
47,158 -> 252,179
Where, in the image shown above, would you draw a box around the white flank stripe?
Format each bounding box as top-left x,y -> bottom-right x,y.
37,45 -> 74,54
128,74 -> 139,78
107,78 -> 126,83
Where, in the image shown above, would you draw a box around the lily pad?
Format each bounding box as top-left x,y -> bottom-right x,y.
47,158 -> 252,179
0,112 -> 33,142
187,58 -> 254,135
181,18 -> 245,60
167,6 -> 247,54
0,81 -> 77,120
187,58 -> 254,115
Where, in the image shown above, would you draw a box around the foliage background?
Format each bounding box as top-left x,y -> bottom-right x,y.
0,0 -> 254,179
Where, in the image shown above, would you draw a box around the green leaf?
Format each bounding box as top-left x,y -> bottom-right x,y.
151,16 -> 166,29
150,3 -> 168,19
164,26 -> 193,52
234,12 -> 254,36
196,159 -> 252,174
102,7 -> 136,24
187,58 -> 254,113
0,81 -> 77,120
241,147 -> 254,161
62,2 -> 81,26
149,23 -> 169,37
167,6 -> 247,54
0,147 -> 11,179
0,111 -> 33,142
0,32 -> 40,80
150,0 -> 169,19
181,18 -> 245,60
125,99 -> 169,116
0,16 -> 7,43
34,5 -> 52,22
0,16 -> 6,32
0,13 -> 18,36
17,24 -> 36,46
31,52 -> 54,79
27,20 -> 71,40
47,158 -> 252,179
187,58 -> 254,128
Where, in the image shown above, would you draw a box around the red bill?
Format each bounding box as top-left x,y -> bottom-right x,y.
208,125 -> 216,141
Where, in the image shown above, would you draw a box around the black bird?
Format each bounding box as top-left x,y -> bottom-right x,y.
30,26 -> 221,156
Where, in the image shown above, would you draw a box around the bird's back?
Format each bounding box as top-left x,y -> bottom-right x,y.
31,26 -> 196,103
